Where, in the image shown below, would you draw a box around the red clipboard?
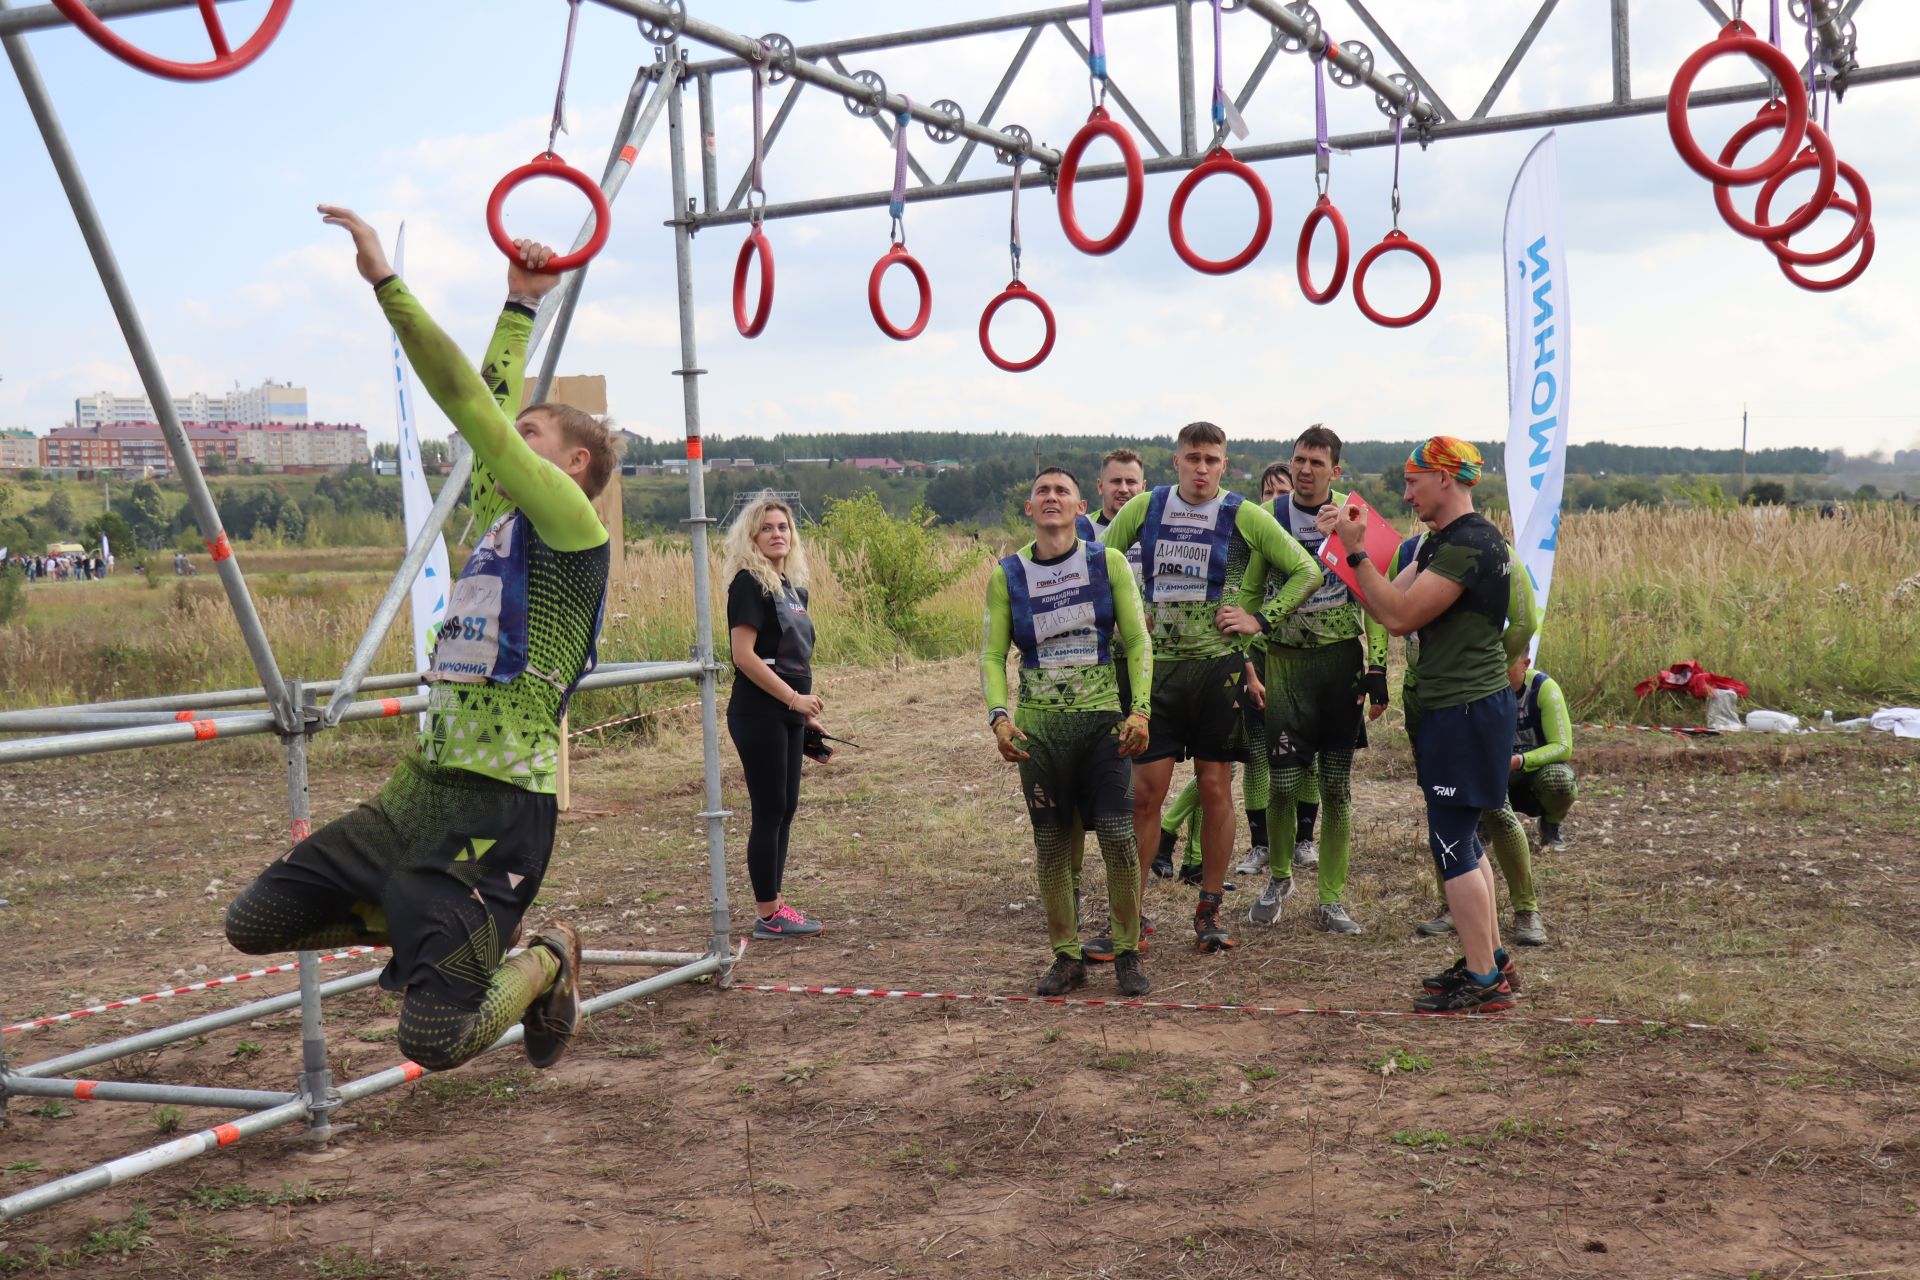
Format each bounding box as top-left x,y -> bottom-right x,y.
1316,492 -> 1403,603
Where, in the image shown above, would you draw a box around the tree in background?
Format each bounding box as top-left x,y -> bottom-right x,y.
37,487 -> 76,535
120,479 -> 170,548
819,492 -> 977,645
1744,480 -> 1789,507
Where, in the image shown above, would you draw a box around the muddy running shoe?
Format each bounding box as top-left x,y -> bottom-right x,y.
1413,976 -> 1515,1014
521,923 -> 581,1070
1150,830 -> 1177,879
1194,892 -> 1237,952
1083,917 -> 1151,964
1292,837 -> 1319,870
1178,862 -> 1235,892
1510,910 -> 1548,947
1413,905 -> 1454,937
1540,821 -> 1566,851
1035,954 -> 1088,997
1248,874 -> 1293,927
1234,844 -> 1270,877
1312,902 -> 1362,935
1421,954 -> 1521,996
1114,951 -> 1151,997
753,902 -> 823,940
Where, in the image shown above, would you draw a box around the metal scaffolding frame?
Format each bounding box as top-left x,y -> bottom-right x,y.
1,0 -> 1913,1227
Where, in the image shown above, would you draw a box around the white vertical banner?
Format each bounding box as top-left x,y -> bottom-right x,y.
391,225 -> 452,729
1503,132 -> 1570,654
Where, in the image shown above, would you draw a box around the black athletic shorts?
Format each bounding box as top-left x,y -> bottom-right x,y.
1140,654 -> 1247,765
255,758 -> 555,1010
1263,641 -> 1367,769
1410,687 -> 1516,813
1016,709 -> 1133,832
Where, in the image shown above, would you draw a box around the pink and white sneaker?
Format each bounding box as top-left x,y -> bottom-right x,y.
752,902 -> 823,940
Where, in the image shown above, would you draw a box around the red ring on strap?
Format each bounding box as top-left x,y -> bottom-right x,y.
1771,195 -> 1874,292
733,227 -> 775,338
1168,148 -> 1273,275
1295,194 -> 1350,305
1057,107 -> 1145,256
1667,21 -> 1807,184
978,281 -> 1056,373
1351,230 -> 1441,329
49,0 -> 292,82
1756,155 -> 1871,266
868,244 -> 932,342
1713,105 -> 1837,241
486,153 -> 612,274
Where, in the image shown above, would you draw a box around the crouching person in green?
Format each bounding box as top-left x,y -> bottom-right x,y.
983,469 -> 1154,997
223,208 -> 616,1072
1509,656 -> 1575,850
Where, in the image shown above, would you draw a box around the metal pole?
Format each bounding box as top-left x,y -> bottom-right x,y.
1174,0 -> 1196,156
0,954 -> 722,1223
595,0 -> 1061,168
2,2 -> 291,722
0,709 -> 263,732
1240,0 -> 1438,125
320,454 -> 471,725
695,68 -> 719,213
0,1075 -> 296,1111
0,0 -> 241,37
1610,0 -> 1632,103
529,54 -> 683,405
663,52 -> 734,972
281,683 -> 341,1143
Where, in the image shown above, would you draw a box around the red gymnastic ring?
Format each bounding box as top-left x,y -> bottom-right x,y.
1295,194 -> 1350,305
49,0 -> 293,82
1713,105 -> 1837,241
1756,155 -> 1871,266
1667,21 -> 1807,185
486,153 -> 613,274
733,227 -> 775,338
978,280 -> 1057,373
868,243 -> 932,341
1351,229 -> 1441,329
1056,107 -> 1145,256
1771,195 -> 1874,292
1168,148 -> 1273,275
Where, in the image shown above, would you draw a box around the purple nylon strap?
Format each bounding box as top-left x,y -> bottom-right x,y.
547,0 -> 583,154
1312,38 -> 1329,184
889,96 -> 911,239
750,42 -> 769,221
1210,0 -> 1226,127
1009,157 -> 1024,280
1088,0 -> 1107,80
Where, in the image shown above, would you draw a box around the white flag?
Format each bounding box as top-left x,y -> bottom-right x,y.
1503,133 -> 1570,655
391,225 -> 453,729
100,532 -> 111,563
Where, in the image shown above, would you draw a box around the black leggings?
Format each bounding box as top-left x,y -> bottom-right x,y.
728,712 -> 803,905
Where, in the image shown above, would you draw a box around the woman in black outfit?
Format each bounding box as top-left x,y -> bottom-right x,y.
723,493 -> 825,939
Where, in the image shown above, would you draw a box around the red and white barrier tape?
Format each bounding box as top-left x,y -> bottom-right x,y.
2,946 -> 386,1036
729,982 -> 1726,1033
568,699 -> 701,740
1576,722 -> 1718,737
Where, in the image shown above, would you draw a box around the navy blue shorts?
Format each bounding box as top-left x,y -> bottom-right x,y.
1411,687 -> 1516,813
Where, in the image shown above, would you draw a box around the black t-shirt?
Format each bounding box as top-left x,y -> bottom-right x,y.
726,569 -> 814,721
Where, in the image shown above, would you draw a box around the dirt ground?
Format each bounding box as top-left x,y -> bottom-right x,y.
2,657 -> 1917,1279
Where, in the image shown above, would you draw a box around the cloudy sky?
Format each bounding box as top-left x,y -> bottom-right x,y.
2,0 -> 1916,458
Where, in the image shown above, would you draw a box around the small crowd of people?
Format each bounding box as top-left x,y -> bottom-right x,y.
8,552 -> 111,581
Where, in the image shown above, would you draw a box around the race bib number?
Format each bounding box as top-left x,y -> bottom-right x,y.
1033,600 -> 1099,668
1151,538 -> 1213,601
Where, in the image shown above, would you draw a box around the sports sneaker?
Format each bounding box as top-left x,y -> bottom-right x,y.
1421,954 -> 1522,995
1193,892 -> 1237,952
1413,905 -> 1454,937
1292,837 -> 1319,870
1114,951 -> 1151,997
1083,918 -> 1150,964
1035,954 -> 1088,997
1510,910 -> 1548,947
1413,975 -> 1515,1014
1540,821 -> 1566,851
1248,875 -> 1292,927
1150,849 -> 1176,879
520,923 -> 581,1070
1234,845 -> 1270,877
1177,862 -> 1235,892
752,902 -> 823,940
1312,902 -> 1362,935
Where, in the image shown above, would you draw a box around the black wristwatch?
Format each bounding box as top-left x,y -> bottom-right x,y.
1346,549 -> 1370,568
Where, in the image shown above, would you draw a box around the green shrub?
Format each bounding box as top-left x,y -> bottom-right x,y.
819,491 -> 979,646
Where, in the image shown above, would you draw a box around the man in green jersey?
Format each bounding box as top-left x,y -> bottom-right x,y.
1507,655 -> 1576,850
224,209 -> 617,1070
1098,423 -> 1322,952
983,469 -> 1153,996
1235,427 -> 1389,934
1328,436 -> 1517,1013
1391,533 -> 1548,948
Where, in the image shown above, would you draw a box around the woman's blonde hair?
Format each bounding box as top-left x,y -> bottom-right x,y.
721,491 -> 810,597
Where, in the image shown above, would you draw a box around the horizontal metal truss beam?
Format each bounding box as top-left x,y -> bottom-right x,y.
686,57 -> 1919,229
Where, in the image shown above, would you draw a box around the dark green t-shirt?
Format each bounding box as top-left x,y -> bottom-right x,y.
1407,512 -> 1511,711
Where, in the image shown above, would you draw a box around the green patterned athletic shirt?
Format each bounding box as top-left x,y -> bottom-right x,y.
376,279 -> 609,794
981,540 -> 1151,722
1250,491 -> 1390,666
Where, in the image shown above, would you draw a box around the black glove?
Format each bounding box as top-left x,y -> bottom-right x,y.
1362,665 -> 1389,707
